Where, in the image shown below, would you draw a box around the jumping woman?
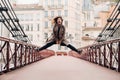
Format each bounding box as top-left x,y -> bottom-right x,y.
36,16 -> 82,54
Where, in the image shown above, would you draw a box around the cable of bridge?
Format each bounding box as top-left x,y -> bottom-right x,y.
2,0 -> 31,42
0,0 -> 31,43
0,5 -> 20,40
4,0 -> 31,42
0,4 -> 22,40
94,1 -> 120,43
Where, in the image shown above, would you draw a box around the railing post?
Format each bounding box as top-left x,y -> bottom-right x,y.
89,48 -> 91,62
95,46 -> 97,64
36,52 -> 38,61
31,47 -> 33,63
110,43 -> 113,69
98,46 -> 102,65
33,49 -> 35,62
20,44 -> 23,66
28,47 -> 30,64
104,44 -> 107,67
38,52 -> 40,60
33,51 -> 36,62
24,46 -> 27,65
6,42 -> 10,72
91,48 -> 94,63
35,51 -> 37,61
87,48 -> 89,61
118,42 -> 120,72
14,43 -> 17,69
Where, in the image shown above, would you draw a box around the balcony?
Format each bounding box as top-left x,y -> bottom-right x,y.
82,36 -> 96,40
82,27 -> 103,31
48,5 -> 64,9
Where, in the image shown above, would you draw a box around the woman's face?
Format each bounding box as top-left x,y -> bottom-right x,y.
57,18 -> 62,25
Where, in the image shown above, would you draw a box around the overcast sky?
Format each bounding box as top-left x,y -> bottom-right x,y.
17,0 -> 39,4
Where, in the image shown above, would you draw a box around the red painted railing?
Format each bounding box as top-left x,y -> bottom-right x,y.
78,39 -> 120,72
0,37 -> 55,74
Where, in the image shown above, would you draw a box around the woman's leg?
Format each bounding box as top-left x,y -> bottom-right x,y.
61,42 -> 82,54
37,41 -> 56,51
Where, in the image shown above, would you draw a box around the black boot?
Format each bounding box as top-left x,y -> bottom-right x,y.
36,41 -> 56,52
78,49 -> 82,54
67,44 -> 82,54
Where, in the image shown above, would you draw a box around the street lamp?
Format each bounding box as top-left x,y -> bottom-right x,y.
68,34 -> 74,43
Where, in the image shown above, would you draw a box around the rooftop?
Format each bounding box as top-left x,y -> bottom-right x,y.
13,4 -> 44,11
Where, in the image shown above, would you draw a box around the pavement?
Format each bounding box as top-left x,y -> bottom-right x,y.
0,56 -> 120,80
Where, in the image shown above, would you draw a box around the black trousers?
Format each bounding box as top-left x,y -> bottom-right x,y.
38,41 -> 79,53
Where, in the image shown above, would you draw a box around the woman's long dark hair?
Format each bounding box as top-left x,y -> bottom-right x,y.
54,16 -> 63,24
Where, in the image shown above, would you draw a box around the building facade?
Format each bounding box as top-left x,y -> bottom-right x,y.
13,0 -> 83,52
13,4 -> 44,45
39,0 -> 83,51
81,0 -> 115,47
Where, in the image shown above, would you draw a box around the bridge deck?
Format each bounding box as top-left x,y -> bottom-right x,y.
0,56 -> 120,80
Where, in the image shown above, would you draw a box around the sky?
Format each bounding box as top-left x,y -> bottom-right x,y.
17,0 -> 39,4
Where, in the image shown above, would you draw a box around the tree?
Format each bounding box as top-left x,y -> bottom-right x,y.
113,0 -> 119,3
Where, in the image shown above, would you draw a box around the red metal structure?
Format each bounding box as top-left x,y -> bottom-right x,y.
0,37 -> 54,74
78,39 -> 120,72
75,1 -> 120,72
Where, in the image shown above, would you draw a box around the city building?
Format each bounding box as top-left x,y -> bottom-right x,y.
13,4 -> 44,45
81,0 -> 115,47
13,0 -> 83,52
39,0 -> 83,51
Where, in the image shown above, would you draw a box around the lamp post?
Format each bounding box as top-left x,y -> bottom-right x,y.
68,34 -> 74,44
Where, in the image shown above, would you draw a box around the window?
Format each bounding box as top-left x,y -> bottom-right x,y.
44,11 -> 48,17
45,0 -> 48,6
51,11 -> 54,17
64,21 -> 68,27
65,0 -> 68,6
37,34 -> 40,40
28,35 -> 33,41
21,25 -> 24,30
87,13 -> 90,20
36,14 -> 40,21
75,12 -> 80,20
51,0 -> 54,6
37,24 -> 40,31
58,10 -> 61,16
30,14 -> 33,21
30,24 -> 33,31
45,21 -> 48,28
76,3 -> 80,10
27,14 -> 30,21
25,24 -> 29,31
94,21 -> 97,27
25,14 -> 29,21
25,24 -> 33,31
64,10 -> 68,17
44,33 -> 48,39
58,0 -> 61,6
20,14 -> 24,21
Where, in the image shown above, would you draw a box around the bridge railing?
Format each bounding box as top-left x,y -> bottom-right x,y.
0,37 -> 54,74
79,39 -> 120,72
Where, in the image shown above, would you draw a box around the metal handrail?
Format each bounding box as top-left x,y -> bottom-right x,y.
0,37 -> 55,74
77,39 -> 120,72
